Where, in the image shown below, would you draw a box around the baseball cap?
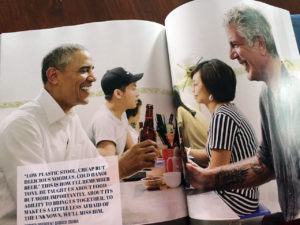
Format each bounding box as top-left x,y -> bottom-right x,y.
101,67 -> 143,96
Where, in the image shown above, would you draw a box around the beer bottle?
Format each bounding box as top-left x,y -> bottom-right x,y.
140,104 -> 156,142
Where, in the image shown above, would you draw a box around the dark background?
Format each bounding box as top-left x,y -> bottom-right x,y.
1,0 -> 300,34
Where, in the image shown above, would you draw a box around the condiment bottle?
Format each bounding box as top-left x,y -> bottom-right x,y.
166,113 -> 174,134
179,126 -> 189,187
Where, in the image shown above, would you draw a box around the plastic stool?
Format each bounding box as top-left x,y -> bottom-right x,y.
240,203 -> 271,220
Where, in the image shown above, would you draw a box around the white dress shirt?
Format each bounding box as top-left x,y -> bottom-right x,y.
0,89 -> 104,219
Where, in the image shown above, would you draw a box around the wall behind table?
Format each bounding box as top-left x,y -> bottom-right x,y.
0,20 -> 175,129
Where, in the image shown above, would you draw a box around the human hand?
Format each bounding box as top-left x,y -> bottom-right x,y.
186,160 -> 214,191
119,140 -> 158,179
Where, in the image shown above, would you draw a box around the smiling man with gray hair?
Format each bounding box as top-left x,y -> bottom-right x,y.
187,6 -> 300,224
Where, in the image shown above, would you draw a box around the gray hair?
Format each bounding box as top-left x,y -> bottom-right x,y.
41,44 -> 87,84
224,6 -> 278,57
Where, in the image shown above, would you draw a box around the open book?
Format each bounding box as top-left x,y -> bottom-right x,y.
0,0 -> 299,224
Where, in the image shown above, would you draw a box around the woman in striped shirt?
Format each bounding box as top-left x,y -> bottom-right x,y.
189,58 -> 259,216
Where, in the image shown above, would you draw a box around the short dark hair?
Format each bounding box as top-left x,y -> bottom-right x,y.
126,99 -> 142,119
101,67 -> 143,101
41,44 -> 86,84
191,59 -> 236,102
104,85 -> 127,101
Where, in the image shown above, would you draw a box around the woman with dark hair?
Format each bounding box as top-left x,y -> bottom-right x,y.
190,58 -> 259,216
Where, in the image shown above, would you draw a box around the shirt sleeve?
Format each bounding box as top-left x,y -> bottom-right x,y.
177,107 -> 184,125
256,89 -> 274,172
208,113 -> 238,151
91,114 -> 117,146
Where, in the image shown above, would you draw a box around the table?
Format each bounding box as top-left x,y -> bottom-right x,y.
120,181 -> 188,225
186,189 -> 240,225
1,182 -> 241,225
120,181 -> 240,225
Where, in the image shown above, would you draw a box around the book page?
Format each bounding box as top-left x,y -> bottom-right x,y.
165,0 -> 299,221
0,20 -> 186,225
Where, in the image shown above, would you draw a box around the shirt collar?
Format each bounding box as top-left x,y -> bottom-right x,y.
267,62 -> 292,103
280,62 -> 289,79
36,89 -> 74,124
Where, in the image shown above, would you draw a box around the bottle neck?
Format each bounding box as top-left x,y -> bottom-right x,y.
168,114 -> 173,124
144,105 -> 154,128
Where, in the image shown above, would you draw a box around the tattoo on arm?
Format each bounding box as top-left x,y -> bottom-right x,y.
250,160 -> 265,175
215,167 -> 249,190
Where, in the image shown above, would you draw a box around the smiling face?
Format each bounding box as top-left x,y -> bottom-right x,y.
192,71 -> 210,105
55,50 -> 96,112
226,25 -> 267,82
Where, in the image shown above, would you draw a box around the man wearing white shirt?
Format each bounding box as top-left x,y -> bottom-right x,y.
88,67 -> 147,156
0,44 -> 157,220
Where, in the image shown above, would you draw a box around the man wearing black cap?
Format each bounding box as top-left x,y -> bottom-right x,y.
87,67 -> 158,177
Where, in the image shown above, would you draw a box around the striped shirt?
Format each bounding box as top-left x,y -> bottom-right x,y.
206,103 -> 259,216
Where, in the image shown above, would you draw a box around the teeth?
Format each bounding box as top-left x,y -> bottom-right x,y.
81,87 -> 90,91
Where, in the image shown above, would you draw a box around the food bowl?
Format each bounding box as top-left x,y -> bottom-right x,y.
141,177 -> 163,190
163,172 -> 181,188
